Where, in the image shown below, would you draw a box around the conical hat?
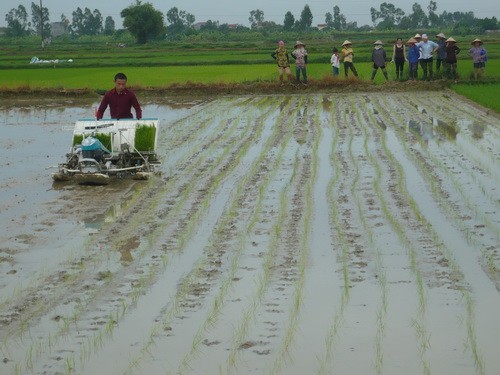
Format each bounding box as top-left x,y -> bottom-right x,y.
294,40 -> 305,48
414,33 -> 421,38
342,40 -> 352,46
471,38 -> 482,45
373,40 -> 383,45
446,37 -> 456,43
436,32 -> 446,38
407,38 -> 417,44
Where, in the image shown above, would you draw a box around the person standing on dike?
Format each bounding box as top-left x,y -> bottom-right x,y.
407,38 -> 420,80
435,32 -> 447,77
341,40 -> 358,78
291,41 -> 308,84
271,40 -> 293,85
444,37 -> 460,82
416,34 -> 438,81
468,38 -> 487,80
370,40 -> 389,81
391,38 -> 407,80
96,72 -> 142,120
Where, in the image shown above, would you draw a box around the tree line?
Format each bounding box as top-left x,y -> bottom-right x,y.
4,1 -> 499,44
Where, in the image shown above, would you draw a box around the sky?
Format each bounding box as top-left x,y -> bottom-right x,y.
1,0 -> 499,29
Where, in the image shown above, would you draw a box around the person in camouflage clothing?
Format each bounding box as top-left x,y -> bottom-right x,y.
271,40 -> 293,85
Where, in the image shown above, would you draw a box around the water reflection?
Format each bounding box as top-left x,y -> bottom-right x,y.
468,122 -> 485,139
408,116 -> 461,144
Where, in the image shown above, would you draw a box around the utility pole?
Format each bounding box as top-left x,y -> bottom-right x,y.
40,0 -> 45,48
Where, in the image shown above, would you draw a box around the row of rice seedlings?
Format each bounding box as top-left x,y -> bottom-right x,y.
317,97 -> 353,375
373,97 -> 486,374
223,99 -> 303,373
268,102 -> 320,375
349,97 -> 389,374
176,119 -> 293,373
123,97 -> 296,374
379,94 -> 499,276
353,97 -> 431,373
382,155 -> 486,374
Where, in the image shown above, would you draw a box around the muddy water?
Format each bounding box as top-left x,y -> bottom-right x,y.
0,93 -> 499,375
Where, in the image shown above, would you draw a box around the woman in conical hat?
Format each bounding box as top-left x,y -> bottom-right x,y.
291,41 -> 308,84
468,38 -> 486,80
370,40 -> 389,81
407,38 -> 420,80
435,32 -> 447,75
445,37 -> 460,81
341,40 -> 358,78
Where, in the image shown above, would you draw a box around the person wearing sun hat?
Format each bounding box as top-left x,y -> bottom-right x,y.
416,33 -> 438,81
291,41 -> 308,84
341,40 -> 358,78
370,40 -> 389,81
444,37 -> 460,81
468,38 -> 487,80
407,38 -> 420,80
435,32 -> 447,76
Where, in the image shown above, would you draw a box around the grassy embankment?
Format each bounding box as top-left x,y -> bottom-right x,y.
0,35 -> 498,111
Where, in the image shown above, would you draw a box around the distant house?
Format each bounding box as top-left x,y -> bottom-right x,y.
51,22 -> 68,37
193,22 -> 207,30
317,24 -> 329,31
227,24 -> 239,29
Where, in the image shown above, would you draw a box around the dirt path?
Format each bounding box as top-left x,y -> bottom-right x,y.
0,92 -> 499,375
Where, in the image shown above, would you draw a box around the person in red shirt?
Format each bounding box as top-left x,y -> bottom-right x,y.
96,73 -> 142,120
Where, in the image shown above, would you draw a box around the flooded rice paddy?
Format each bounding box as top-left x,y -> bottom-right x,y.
0,92 -> 499,375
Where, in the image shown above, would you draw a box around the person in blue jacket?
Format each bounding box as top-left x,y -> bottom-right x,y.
407,38 -> 420,80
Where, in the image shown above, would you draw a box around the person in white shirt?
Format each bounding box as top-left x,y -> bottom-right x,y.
330,47 -> 340,76
416,34 -> 438,81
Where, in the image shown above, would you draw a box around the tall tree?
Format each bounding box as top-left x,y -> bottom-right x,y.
249,9 -> 264,28
121,1 -> 166,44
70,7 -> 103,36
332,6 -> 347,31
283,11 -> 295,31
370,2 -> 404,29
427,1 -> 439,27
166,7 -> 195,34
325,12 -> 333,28
104,16 -> 115,35
5,5 -> 30,37
408,3 -> 428,28
298,4 -> 313,30
84,8 -> 103,35
70,7 -> 84,36
31,1 -> 51,39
